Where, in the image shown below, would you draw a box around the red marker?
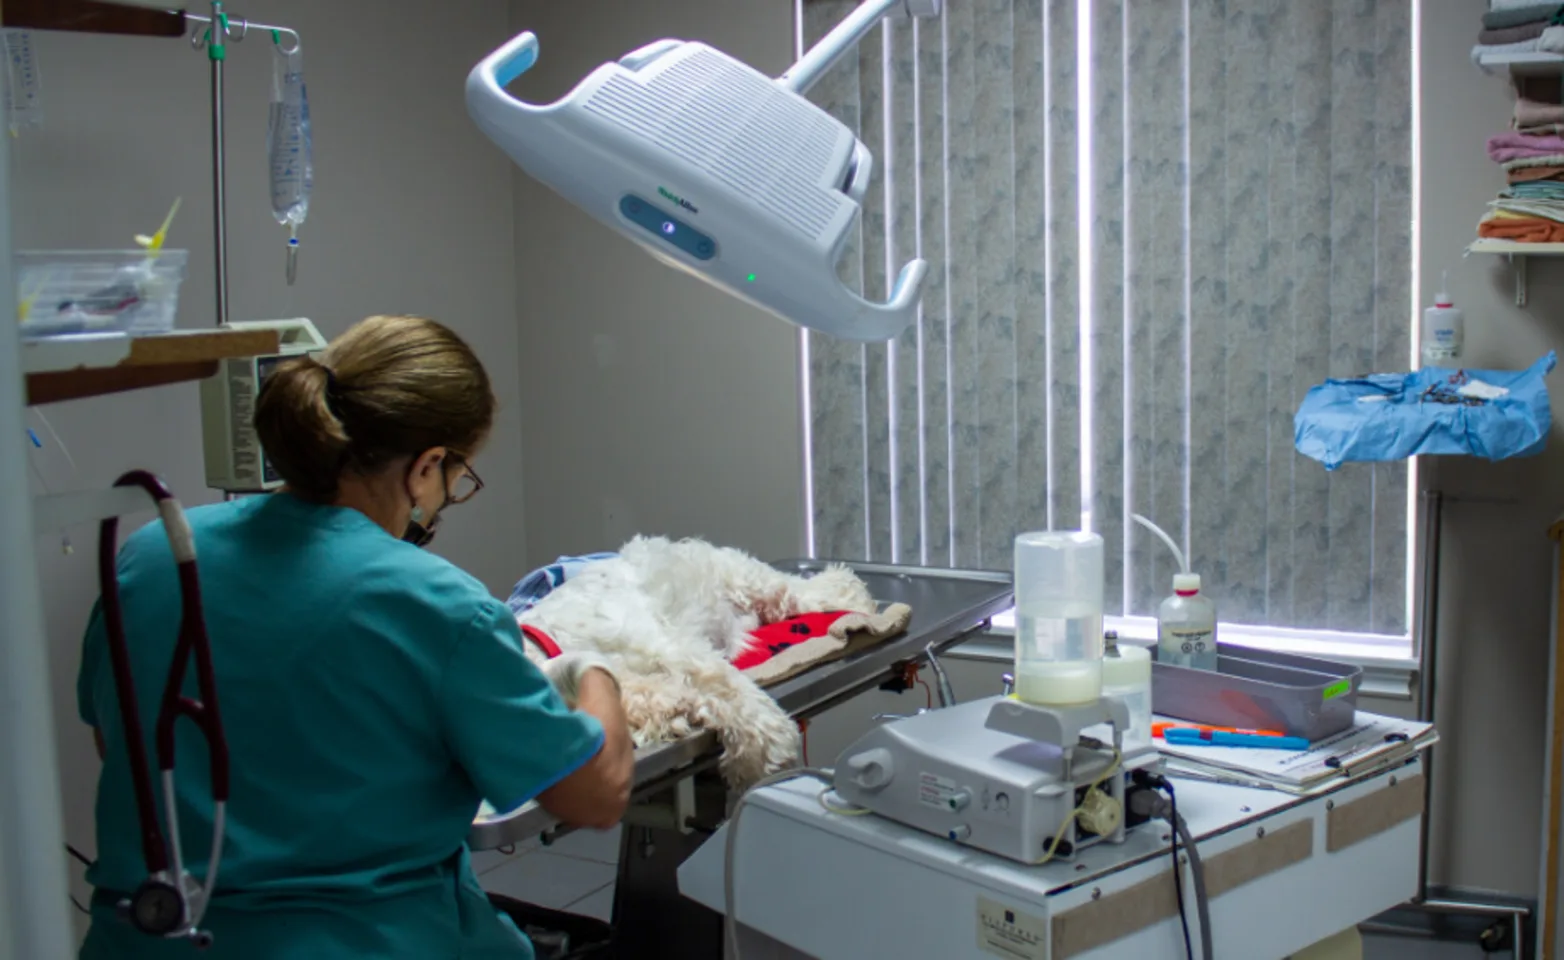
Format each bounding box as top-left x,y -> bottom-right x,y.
1153,721 -> 1285,739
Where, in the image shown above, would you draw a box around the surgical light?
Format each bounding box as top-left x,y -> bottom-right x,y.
465,0 -> 941,343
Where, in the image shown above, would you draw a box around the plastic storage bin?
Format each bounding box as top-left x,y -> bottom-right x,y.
15,249 -> 187,339
1150,642 -> 1362,742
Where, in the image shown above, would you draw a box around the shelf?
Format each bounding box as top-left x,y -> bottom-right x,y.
23,327 -> 280,405
1468,239 -> 1564,256
0,0 -> 188,38
1476,51 -> 1564,77
1466,238 -> 1564,306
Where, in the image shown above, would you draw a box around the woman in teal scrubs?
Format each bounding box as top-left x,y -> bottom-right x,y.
76,314 -> 634,958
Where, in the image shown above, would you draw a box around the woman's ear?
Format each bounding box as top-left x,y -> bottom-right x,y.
409,446 -> 449,480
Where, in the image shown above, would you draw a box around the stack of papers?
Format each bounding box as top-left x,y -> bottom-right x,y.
1155,711 -> 1438,795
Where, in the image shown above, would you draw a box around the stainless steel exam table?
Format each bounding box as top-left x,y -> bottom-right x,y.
467,560 -> 1016,957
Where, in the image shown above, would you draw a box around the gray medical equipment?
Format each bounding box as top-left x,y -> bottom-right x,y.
833,694 -> 1161,864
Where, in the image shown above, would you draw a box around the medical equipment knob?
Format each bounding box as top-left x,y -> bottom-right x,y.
845,748 -> 894,790
948,824 -> 972,842
1001,672 -> 1015,696
947,789 -> 972,811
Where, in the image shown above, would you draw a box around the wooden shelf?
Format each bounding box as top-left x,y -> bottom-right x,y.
23,327 -> 279,405
0,0 -> 187,38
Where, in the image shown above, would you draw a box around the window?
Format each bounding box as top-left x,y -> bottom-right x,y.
798,0 -> 1417,659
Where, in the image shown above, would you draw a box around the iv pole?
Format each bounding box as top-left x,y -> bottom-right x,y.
0,10 -> 302,955
183,5 -> 301,330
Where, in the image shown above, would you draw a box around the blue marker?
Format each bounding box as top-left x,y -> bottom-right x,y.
1164,728 -> 1309,751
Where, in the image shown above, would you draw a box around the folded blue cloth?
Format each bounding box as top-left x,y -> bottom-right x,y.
1294,352 -> 1556,470
506,553 -> 618,615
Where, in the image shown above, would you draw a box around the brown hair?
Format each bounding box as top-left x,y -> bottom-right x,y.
253,314 -> 496,501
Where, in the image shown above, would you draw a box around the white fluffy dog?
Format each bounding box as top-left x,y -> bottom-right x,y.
514,536 -> 877,787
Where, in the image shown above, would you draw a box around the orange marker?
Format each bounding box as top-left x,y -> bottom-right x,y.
1153,721 -> 1285,739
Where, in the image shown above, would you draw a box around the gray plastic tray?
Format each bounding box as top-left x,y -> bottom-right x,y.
1149,642 -> 1363,741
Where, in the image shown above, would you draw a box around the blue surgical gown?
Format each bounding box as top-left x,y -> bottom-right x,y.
75,493 -> 605,959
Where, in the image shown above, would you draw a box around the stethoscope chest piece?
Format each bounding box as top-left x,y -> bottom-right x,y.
122,879 -> 184,935
119,875 -> 215,948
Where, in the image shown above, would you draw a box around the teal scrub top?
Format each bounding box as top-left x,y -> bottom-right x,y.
75,493 -> 605,959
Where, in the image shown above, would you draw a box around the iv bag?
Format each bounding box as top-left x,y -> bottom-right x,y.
268,43 -> 312,232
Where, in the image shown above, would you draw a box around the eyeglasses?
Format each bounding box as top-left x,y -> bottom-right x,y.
447,459 -> 484,505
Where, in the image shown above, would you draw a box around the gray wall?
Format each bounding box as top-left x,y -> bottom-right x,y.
506,0 -> 804,565
1419,0 -> 1564,899
15,0 -> 524,935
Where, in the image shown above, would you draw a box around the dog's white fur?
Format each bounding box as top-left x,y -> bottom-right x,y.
515,536 -> 876,787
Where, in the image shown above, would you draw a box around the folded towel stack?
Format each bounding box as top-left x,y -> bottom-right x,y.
1472,3 -> 1564,63
1475,26 -> 1564,245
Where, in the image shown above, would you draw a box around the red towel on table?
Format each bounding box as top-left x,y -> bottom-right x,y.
734,603 -> 913,687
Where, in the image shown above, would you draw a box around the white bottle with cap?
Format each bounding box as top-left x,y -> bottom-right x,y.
1157,573 -> 1218,671
1421,271 -> 1463,366
1132,514 -> 1219,672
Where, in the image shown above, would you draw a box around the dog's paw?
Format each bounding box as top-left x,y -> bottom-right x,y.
717,701 -> 802,789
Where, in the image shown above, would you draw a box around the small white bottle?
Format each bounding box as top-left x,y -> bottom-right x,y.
1102,631 -> 1153,745
1421,272 -> 1463,366
1157,573 -> 1218,671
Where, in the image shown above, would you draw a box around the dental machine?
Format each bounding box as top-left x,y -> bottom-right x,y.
833,695 -> 1160,864
465,0 -> 940,343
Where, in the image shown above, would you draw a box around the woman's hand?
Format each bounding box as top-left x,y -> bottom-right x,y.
541,652 -> 620,709
537,659 -> 635,829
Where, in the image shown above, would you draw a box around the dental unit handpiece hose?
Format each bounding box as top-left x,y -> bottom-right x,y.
99,472 -> 229,947
1133,514 -> 1217,671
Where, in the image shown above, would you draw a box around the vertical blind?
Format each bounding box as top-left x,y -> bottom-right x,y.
801,0 -> 1413,637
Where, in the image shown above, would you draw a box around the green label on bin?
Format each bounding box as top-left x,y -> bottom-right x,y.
1323,680 -> 1351,701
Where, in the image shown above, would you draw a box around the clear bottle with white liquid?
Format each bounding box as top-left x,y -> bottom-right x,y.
1013,531 -> 1104,706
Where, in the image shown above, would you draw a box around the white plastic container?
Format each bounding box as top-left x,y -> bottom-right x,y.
1421,272 -> 1463,366
1013,530 -> 1104,706
1157,574 -> 1218,671
15,249 -> 187,340
1132,513 -> 1219,672
1102,633 -> 1152,745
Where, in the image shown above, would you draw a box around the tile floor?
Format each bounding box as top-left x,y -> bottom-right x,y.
475,826 -> 622,922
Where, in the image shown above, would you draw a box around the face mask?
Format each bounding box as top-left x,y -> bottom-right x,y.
402,465 -> 451,548
402,507 -> 443,548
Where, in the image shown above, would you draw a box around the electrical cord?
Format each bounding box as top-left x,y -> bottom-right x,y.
817,786 -> 873,817
1173,808 -> 1213,960
1130,772 -> 1212,960
66,843 -> 95,868
1168,790 -> 1194,960
65,843 -> 95,917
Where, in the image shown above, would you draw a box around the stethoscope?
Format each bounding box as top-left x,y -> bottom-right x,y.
98,470 -> 229,948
